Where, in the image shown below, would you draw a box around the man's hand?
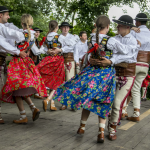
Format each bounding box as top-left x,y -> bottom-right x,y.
131,27 -> 140,33
19,50 -> 27,58
137,40 -> 141,47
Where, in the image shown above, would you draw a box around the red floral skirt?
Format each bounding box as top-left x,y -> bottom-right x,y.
142,75 -> 150,87
0,56 -> 47,103
37,55 -> 65,90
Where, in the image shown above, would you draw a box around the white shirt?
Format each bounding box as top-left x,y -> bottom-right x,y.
90,33 -> 139,65
59,33 -> 79,53
130,25 -> 150,51
74,40 -> 88,63
0,23 -> 25,55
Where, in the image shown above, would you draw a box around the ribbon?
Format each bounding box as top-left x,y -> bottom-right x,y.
39,37 -> 46,47
18,41 -> 29,51
87,43 -> 99,53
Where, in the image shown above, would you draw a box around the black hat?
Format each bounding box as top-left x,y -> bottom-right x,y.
113,15 -> 135,27
33,27 -> 43,32
59,22 -> 73,29
134,13 -> 150,21
0,6 -> 13,13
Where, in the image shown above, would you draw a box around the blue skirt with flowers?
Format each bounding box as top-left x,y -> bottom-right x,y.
53,65 -> 116,119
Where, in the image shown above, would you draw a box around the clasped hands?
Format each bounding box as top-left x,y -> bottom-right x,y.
48,47 -> 62,56
89,56 -> 112,67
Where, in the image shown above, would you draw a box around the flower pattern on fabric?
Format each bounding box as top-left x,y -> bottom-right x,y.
53,35 -> 116,119
0,56 -> 47,103
37,55 -> 65,90
142,75 -> 150,87
117,77 -> 128,90
53,65 -> 116,119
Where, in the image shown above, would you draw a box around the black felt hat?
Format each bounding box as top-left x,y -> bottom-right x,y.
33,27 -> 43,32
134,13 -> 150,21
113,15 -> 135,27
59,22 -> 73,29
0,6 -> 13,13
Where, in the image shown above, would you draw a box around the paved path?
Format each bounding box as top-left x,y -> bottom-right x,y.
1,97 -> 150,150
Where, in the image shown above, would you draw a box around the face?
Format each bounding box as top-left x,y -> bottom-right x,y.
80,33 -> 87,41
60,26 -> 70,34
117,24 -> 129,35
0,12 -> 10,23
34,31 -> 40,38
135,21 -> 141,27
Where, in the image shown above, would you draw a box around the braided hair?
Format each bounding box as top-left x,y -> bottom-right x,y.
95,15 -> 110,44
21,14 -> 33,42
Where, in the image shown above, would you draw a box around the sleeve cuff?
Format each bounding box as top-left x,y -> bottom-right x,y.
110,57 -> 115,66
16,50 -> 20,56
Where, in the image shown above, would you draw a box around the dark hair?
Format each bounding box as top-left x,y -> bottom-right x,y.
140,21 -> 147,25
46,20 -> 58,36
79,31 -> 87,37
95,15 -> 110,44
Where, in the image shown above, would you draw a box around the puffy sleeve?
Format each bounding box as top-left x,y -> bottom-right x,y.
0,36 -> 20,56
107,37 -> 139,55
31,44 -> 47,55
0,25 -> 25,43
4,22 -> 23,32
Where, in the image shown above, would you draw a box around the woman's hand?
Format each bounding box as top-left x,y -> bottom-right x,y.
48,49 -> 55,56
99,57 -> 112,66
53,47 -> 62,54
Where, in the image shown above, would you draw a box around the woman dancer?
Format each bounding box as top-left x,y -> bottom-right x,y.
37,20 -> 65,111
53,15 -> 117,143
0,14 -> 47,124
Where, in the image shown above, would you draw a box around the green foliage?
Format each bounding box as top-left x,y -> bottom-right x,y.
0,0 -> 149,38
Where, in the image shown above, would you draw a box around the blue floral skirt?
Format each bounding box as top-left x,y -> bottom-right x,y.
53,65 -> 116,119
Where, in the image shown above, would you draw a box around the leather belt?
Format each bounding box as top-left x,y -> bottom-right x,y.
63,52 -> 74,63
137,51 -> 150,63
115,63 -> 136,77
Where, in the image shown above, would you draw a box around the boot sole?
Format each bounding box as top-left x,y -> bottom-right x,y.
33,111 -> 40,121
97,139 -> 104,143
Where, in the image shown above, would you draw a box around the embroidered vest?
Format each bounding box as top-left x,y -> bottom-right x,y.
45,35 -> 62,49
89,36 -> 113,60
16,32 -> 35,53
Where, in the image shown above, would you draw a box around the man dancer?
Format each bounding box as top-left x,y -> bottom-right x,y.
54,22 -> 79,110
127,13 -> 150,121
0,6 -> 27,123
91,15 -> 140,140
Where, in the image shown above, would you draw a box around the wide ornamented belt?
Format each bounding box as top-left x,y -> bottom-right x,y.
115,63 -> 136,77
63,52 -> 74,63
137,51 -> 150,63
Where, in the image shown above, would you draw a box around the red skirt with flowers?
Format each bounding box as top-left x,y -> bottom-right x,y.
37,55 -> 65,90
0,56 -> 47,104
142,75 -> 150,87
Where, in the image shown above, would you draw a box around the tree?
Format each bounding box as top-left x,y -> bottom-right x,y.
51,0 -> 149,36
